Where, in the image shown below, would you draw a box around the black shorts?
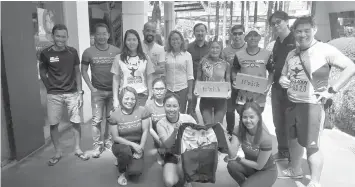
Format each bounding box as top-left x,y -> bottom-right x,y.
286,103 -> 324,148
163,152 -> 179,164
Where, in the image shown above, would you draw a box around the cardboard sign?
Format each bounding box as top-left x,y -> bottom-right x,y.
233,73 -> 268,94
194,81 -> 230,98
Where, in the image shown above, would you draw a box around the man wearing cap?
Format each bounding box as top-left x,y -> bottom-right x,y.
222,25 -> 247,136
142,21 -> 166,82
267,11 -> 297,161
231,28 -> 274,113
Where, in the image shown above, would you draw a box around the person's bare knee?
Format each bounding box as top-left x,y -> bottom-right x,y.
163,163 -> 179,187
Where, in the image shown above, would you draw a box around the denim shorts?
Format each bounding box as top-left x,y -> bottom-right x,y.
47,92 -> 81,125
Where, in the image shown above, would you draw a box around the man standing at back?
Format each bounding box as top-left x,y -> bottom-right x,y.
81,23 -> 121,158
268,11 -> 296,161
222,25 -> 247,137
39,24 -> 89,166
142,21 -> 166,82
187,23 -> 210,121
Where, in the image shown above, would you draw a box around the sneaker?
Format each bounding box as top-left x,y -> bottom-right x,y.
307,181 -> 321,187
278,167 -> 303,179
105,141 -> 113,152
273,151 -> 290,162
227,132 -> 233,141
92,144 -> 104,158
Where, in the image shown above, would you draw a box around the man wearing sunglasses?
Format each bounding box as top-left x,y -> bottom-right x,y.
222,25 -> 247,137
267,11 -> 296,162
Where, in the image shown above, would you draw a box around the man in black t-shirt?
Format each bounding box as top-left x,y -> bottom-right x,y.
39,24 -> 89,166
267,11 -> 296,162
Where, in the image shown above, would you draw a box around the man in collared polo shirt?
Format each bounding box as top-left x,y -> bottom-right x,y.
222,25 -> 247,136
142,22 -> 166,81
267,11 -> 297,161
81,23 -> 121,158
187,23 -> 210,122
39,24 -> 89,166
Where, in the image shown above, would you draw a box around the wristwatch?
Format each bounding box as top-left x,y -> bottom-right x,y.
328,87 -> 337,94
78,90 -> 84,94
236,156 -> 242,162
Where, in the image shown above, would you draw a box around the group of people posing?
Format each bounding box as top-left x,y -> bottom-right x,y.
39,10 -> 355,187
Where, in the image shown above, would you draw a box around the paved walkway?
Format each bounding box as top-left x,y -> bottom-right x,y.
2,99 -> 355,187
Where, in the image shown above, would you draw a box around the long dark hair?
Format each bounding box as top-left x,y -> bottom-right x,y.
237,101 -> 264,145
120,29 -> 147,62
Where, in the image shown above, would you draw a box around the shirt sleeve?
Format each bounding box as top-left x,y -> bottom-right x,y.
39,51 -> 48,68
81,49 -> 91,65
265,52 -> 274,73
111,54 -> 121,76
145,55 -> 155,75
73,48 -> 80,66
140,106 -> 152,120
158,48 -> 166,63
156,120 -> 167,139
325,44 -> 353,68
259,135 -> 272,151
107,109 -> 118,125
186,52 -> 195,80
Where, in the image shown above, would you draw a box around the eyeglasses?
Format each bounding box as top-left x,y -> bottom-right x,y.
153,88 -> 165,92
270,19 -> 282,27
232,32 -> 244,36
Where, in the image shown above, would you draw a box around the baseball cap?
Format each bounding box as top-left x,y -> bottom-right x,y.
245,28 -> 261,37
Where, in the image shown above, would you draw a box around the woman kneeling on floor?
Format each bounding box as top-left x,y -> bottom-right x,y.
108,86 -> 150,186
224,101 -> 277,187
156,93 -> 196,187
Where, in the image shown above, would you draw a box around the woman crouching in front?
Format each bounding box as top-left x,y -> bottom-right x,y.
224,101 -> 277,187
156,93 -> 196,187
108,86 -> 150,186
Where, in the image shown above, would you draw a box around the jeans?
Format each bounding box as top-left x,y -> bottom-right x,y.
227,161 -> 277,187
168,88 -> 188,113
91,90 -> 113,146
187,80 -> 198,122
226,89 -> 238,133
271,84 -> 292,153
112,143 -> 144,176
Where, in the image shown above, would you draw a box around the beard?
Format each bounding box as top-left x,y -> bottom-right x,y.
145,35 -> 154,43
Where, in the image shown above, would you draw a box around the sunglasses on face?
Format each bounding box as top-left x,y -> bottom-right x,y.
232,32 -> 244,36
271,19 -> 282,27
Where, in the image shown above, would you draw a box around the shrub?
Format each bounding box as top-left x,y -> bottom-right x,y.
327,37 -> 355,136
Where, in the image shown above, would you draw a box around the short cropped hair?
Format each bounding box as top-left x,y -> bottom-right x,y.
268,11 -> 289,24
292,16 -> 317,30
52,24 -> 68,35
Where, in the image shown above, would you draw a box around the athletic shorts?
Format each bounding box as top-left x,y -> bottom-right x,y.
286,103 -> 325,148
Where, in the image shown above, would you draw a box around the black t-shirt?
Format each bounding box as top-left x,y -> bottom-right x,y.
270,33 -> 296,83
40,46 -> 80,94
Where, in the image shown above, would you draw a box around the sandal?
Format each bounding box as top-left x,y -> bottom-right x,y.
74,152 -> 90,161
117,174 -> 127,186
48,155 -> 62,166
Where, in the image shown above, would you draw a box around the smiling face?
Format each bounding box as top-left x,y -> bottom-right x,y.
153,81 -> 166,100
270,17 -> 288,34
52,29 -> 68,48
294,23 -> 317,49
209,42 -> 222,58
245,31 -> 261,47
121,91 -> 136,110
143,23 -> 156,43
125,33 -> 139,52
95,26 -> 110,45
164,97 -> 180,119
242,108 -> 260,130
231,28 -> 245,44
194,24 -> 207,42
170,33 -> 183,51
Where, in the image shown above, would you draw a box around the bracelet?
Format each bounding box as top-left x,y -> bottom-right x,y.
228,155 -> 239,160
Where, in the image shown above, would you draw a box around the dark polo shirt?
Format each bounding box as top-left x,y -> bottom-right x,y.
271,32 -> 296,84
40,46 -> 79,94
187,40 -> 210,78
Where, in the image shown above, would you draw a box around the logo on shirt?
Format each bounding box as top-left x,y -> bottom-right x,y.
291,67 -> 303,79
49,56 -> 60,63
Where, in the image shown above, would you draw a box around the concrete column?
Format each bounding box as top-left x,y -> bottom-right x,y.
63,1 -> 92,123
313,1 -> 331,42
163,2 -> 175,41
122,1 -> 149,40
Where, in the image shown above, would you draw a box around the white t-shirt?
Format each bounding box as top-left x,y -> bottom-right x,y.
143,42 -> 166,78
111,54 -> 154,94
281,42 -> 349,104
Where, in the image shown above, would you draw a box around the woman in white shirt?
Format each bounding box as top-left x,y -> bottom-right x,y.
165,30 -> 194,113
111,29 -> 155,108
